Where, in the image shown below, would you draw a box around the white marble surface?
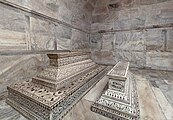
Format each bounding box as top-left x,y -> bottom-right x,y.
1,69 -> 173,120
90,0 -> 173,71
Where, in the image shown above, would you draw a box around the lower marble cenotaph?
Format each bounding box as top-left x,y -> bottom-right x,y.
6,51 -> 109,120
91,61 -> 140,120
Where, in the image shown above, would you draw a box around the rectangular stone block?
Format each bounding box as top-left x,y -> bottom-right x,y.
113,49 -> 146,68
101,34 -> 114,51
30,17 -> 56,50
107,61 -> 129,92
107,61 -> 129,81
0,30 -> 27,50
91,22 -> 114,32
0,4 -> 28,50
146,51 -> 173,71
145,29 -> 165,51
71,30 -> 90,50
91,51 -> 116,65
47,52 -> 90,67
167,28 -> 173,52
115,31 -> 145,51
56,25 -> 72,50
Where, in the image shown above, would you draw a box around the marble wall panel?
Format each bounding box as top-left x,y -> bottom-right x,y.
58,0 -> 92,31
0,0 -> 93,51
101,34 -> 114,51
145,29 -> 165,51
56,25 -> 72,50
115,31 -> 145,51
30,17 -> 56,50
92,0 -> 173,31
167,28 -> 173,52
90,33 -> 103,50
58,1 -> 73,25
0,5 -> 27,32
28,0 -> 59,19
0,56 -> 22,75
91,22 -> 114,32
140,1 -> 173,26
114,19 -> 132,30
6,0 -> 94,31
117,9 -> 131,21
0,4 -> 28,50
1,0 -> 93,52
115,7 -> 146,29
90,0 -> 173,71
6,0 -> 59,21
92,14 -> 109,23
71,30 -> 90,50
115,4 -> 162,28
66,0 -> 93,30
0,30 -> 27,50
146,51 -> 173,71
158,7 -> 173,25
91,51 -> 116,65
56,25 -> 90,50
130,18 -> 146,28
91,27 -> 173,70
92,11 -> 118,24
113,50 -> 146,68
91,33 -> 114,51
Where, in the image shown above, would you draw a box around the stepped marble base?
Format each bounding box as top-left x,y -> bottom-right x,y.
6,66 -> 109,120
6,51 -> 106,120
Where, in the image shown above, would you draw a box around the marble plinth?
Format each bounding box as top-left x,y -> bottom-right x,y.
32,59 -> 97,90
47,51 -> 90,67
91,62 -> 140,120
6,51 -> 109,120
107,62 -> 129,92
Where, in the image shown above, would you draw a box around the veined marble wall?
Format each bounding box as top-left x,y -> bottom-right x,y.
91,0 -> 173,71
0,0 -> 97,51
0,0 -> 97,99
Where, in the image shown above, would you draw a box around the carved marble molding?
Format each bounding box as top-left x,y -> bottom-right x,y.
107,61 -> 129,81
91,61 -> 140,120
6,51 -> 109,120
7,65 -> 108,120
33,59 -> 96,90
47,51 -> 91,67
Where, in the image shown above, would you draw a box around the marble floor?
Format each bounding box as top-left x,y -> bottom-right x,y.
0,69 -> 173,120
